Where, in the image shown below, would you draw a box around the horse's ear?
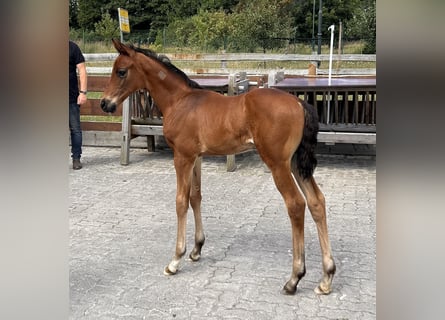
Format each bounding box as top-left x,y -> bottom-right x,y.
112,38 -> 134,57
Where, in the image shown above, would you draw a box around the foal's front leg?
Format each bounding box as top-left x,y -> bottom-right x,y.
164,155 -> 195,275
189,157 -> 205,261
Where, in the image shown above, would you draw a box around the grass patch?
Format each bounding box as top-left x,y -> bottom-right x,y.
87,92 -> 103,99
81,115 -> 122,122
79,40 -> 367,55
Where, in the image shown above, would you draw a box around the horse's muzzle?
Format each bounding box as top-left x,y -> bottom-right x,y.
100,98 -> 117,113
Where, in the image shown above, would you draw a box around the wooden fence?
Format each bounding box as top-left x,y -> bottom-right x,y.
85,53 -> 376,76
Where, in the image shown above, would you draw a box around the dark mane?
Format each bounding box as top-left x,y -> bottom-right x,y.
129,44 -> 202,89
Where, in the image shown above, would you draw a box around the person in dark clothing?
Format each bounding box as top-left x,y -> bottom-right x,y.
69,40 -> 88,170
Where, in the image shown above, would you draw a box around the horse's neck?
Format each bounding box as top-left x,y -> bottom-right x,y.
140,58 -> 190,116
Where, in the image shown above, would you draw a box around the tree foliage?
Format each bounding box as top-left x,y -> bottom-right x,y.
231,0 -> 294,52
344,0 -> 376,53
94,12 -> 120,40
69,0 -> 376,53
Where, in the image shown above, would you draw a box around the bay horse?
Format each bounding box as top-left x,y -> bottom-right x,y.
100,39 -> 335,295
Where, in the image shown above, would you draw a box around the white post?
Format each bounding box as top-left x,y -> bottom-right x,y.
328,24 -> 335,85
118,8 -> 124,42
327,25 -> 335,124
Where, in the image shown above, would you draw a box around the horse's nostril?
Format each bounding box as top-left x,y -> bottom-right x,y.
100,99 -> 116,113
100,99 -> 107,110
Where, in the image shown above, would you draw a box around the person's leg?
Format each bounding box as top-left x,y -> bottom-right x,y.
69,103 -> 83,169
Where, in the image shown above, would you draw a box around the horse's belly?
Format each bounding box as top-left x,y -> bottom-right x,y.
201,136 -> 255,156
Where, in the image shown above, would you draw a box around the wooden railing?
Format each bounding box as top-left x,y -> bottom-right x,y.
269,73 -> 376,144
85,53 -> 376,62
80,75 -> 121,132
85,53 -> 376,76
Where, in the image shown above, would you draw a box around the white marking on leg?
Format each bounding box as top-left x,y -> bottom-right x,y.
166,258 -> 181,274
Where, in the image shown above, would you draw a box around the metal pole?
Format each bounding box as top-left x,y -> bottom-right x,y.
336,20 -> 342,71
317,0 -> 322,56
312,0 -> 316,53
327,25 -> 335,124
118,8 -> 124,42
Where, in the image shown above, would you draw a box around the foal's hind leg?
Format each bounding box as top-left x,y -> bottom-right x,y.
268,164 -> 307,295
295,174 -> 336,294
189,157 -> 205,261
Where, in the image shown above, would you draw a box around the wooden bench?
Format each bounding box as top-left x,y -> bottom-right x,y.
270,73 -> 376,145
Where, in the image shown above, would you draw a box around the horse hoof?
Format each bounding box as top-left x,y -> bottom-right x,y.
314,284 -> 332,295
163,265 -> 177,276
281,283 -> 297,295
189,252 -> 201,262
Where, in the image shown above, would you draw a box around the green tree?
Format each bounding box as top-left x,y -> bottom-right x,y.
232,0 -> 293,52
200,0 -> 240,12
76,0 -> 169,35
70,0 -> 376,52
160,9 -> 232,51
344,0 -> 376,53
77,0 -> 103,31
69,0 -> 79,29
94,12 -> 120,40
291,0 -> 360,42
191,9 -> 233,51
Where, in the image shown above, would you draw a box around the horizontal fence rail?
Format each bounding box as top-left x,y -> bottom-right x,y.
85,53 -> 376,62
85,53 -> 376,76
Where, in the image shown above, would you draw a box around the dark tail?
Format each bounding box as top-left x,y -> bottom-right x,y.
292,100 -> 319,180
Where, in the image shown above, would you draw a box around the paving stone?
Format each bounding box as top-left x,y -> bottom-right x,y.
70,147 -> 376,319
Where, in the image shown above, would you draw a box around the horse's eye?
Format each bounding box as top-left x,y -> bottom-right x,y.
117,69 -> 127,78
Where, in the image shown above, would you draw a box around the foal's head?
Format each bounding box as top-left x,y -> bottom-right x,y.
100,39 -> 147,113
101,39 -> 202,113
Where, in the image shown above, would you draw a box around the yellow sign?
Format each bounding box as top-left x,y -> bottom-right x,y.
118,8 -> 130,33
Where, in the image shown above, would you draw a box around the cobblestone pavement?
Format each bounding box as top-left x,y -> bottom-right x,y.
69,146 -> 376,319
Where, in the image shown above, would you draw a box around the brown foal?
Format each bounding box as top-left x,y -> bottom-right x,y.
100,39 -> 335,295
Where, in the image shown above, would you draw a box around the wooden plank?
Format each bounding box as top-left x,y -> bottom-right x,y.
81,122 -> 121,132
131,125 -> 376,144
319,123 -> 376,132
318,132 -> 376,144
131,124 -> 164,136
78,75 -> 110,92
334,91 -> 339,124
80,99 -> 123,116
84,53 -> 118,61
87,67 -> 376,76
88,76 -> 110,91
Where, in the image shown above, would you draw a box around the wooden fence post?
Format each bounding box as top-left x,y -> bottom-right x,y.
120,97 -> 131,165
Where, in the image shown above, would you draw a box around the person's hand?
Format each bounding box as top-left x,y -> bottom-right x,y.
77,93 -> 87,105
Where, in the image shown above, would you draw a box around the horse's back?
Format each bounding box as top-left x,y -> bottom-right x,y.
244,88 -> 304,128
